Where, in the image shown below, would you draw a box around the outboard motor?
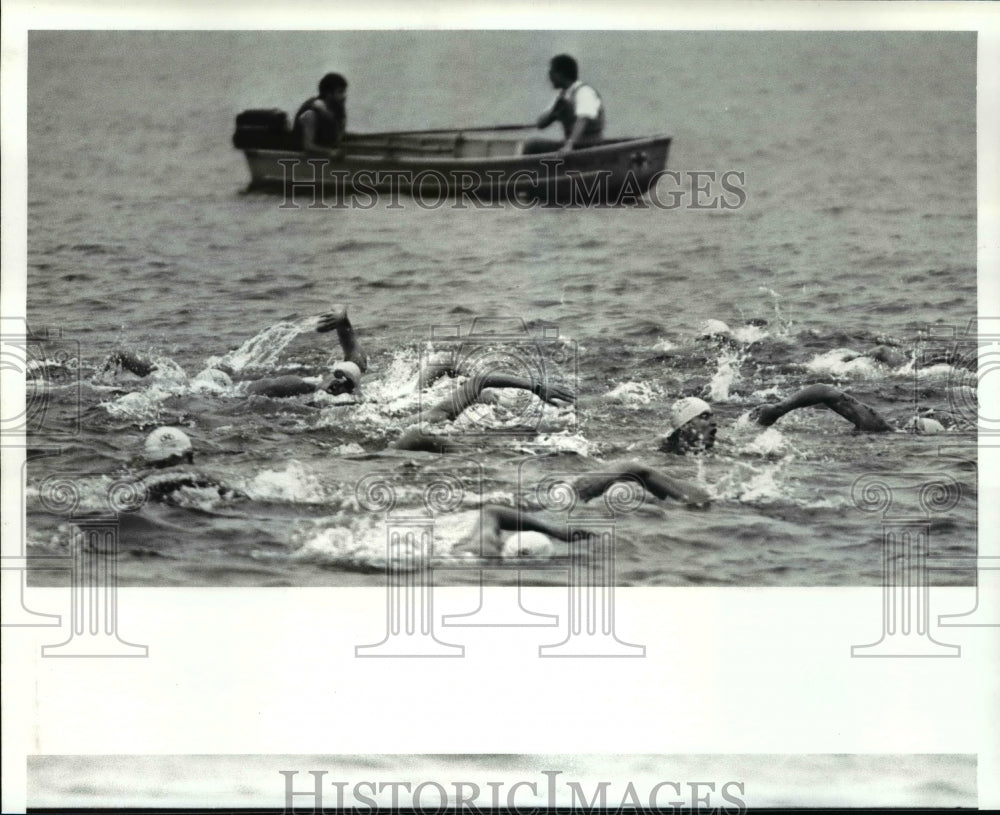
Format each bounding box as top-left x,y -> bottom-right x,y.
232,109 -> 293,150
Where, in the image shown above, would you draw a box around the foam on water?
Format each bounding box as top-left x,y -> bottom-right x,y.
246,461 -> 339,504
741,426 -> 789,457
804,349 -> 880,379
606,379 -> 664,405
715,459 -> 794,504
102,385 -> 178,424
731,323 -> 771,344
291,508 -> 483,569
707,348 -> 743,402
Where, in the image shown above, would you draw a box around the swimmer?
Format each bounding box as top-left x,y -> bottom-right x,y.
102,305 -> 365,398
450,504 -> 572,557
139,426 -> 247,503
392,371 -> 575,453
577,385 -> 947,505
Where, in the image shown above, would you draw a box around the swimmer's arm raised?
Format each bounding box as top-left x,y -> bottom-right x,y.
751,384 -> 893,432
575,463 -> 711,507
315,305 -> 367,372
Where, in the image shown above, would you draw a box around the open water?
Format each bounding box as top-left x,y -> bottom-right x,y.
24,31 -> 978,586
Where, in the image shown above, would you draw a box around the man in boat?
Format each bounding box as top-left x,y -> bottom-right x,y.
576,387 -> 949,506
523,54 -> 604,155
293,72 -> 348,152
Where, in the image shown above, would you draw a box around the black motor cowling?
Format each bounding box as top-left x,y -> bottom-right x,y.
232,109 -> 296,150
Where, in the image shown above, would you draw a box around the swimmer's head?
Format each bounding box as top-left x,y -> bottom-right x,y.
143,426 -> 194,467
321,361 -> 362,396
192,368 -> 233,392
905,416 -> 946,434
661,396 -> 716,454
697,319 -> 732,340
502,530 -> 554,558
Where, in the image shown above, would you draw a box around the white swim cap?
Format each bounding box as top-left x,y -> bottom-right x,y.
668,396 -> 712,433
192,368 -> 233,390
332,361 -> 362,387
905,417 -> 945,434
502,531 -> 554,558
698,319 -> 732,338
143,426 -> 193,463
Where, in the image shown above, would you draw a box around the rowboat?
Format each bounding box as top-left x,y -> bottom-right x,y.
232,109 -> 671,206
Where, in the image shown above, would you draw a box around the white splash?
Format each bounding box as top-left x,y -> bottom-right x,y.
247,461 -> 336,504
804,349 -> 879,379
707,348 -> 743,402
731,323 -> 770,344
606,380 -> 663,405
742,427 -> 788,457
208,318 -> 313,374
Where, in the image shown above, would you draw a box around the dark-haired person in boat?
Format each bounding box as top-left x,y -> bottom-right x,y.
523,54 -> 604,155
293,72 -> 348,152
576,386 -> 948,507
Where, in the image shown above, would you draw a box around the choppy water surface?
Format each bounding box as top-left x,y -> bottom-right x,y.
24,31 -> 977,586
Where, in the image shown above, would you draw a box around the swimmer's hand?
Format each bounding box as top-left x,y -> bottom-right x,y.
750,404 -> 782,426
103,351 -> 157,378
536,381 -> 575,406
315,305 -> 349,333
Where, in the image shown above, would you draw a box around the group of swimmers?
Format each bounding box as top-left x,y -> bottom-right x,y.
107,303 -> 949,548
